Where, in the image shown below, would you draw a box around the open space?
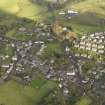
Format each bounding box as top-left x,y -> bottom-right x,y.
0,78 -> 56,105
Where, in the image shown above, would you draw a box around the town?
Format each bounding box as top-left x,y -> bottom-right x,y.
0,21 -> 105,105
0,0 -> 105,105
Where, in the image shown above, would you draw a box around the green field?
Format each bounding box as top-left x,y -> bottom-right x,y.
0,78 -> 57,105
0,0 -> 47,29
0,44 -> 14,57
0,0 -> 46,21
67,0 -> 105,15
39,43 -> 63,60
0,80 -> 36,105
6,27 -> 33,41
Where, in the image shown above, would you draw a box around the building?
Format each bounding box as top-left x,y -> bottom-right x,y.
74,32 -> 105,60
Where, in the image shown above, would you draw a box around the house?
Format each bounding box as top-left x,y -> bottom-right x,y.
5,55 -> 9,58
63,88 -> 69,94
46,74 -> 51,79
66,10 -> 78,19
101,36 -> 104,39
92,48 -> 97,52
86,43 -> 91,47
6,65 -> 13,74
80,41 -> 85,45
18,27 -> 26,32
67,10 -> 78,14
34,41 -> 44,44
59,83 -> 63,88
82,80 -> 88,84
96,36 -> 100,39
81,36 -> 86,40
59,10 -> 65,15
11,43 -> 15,47
12,56 -> 18,61
90,34 -> 95,37
66,72 -> 75,76
93,39 -> 97,42
80,45 -> 85,49
81,54 -> 87,57
98,50 -> 104,54
92,44 -> 97,48
65,46 -> 70,52
75,53 -> 80,57
88,55 -> 91,58
98,45 -> 104,49
98,39 -> 102,43
1,64 -> 9,68
74,44 -> 79,48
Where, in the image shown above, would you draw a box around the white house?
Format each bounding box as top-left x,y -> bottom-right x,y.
66,72 -> 75,76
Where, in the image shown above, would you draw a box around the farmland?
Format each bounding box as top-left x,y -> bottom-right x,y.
58,0 -> 105,35
0,77 -> 56,105
0,0 -> 105,105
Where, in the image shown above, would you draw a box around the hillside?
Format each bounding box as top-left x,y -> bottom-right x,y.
58,0 -> 105,35
0,0 -> 47,24
66,0 -> 105,15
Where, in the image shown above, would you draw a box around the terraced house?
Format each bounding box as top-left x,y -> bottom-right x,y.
74,32 -> 105,61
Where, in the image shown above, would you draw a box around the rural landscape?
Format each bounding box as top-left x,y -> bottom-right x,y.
0,0 -> 105,105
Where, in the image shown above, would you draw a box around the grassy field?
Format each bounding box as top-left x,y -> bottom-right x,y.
0,77 -> 57,105
31,80 -> 57,105
6,27 -> 33,41
0,44 -> 13,57
39,43 -> 63,60
0,80 -> 36,105
0,0 -> 47,29
0,0 -> 46,21
67,0 -> 105,15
